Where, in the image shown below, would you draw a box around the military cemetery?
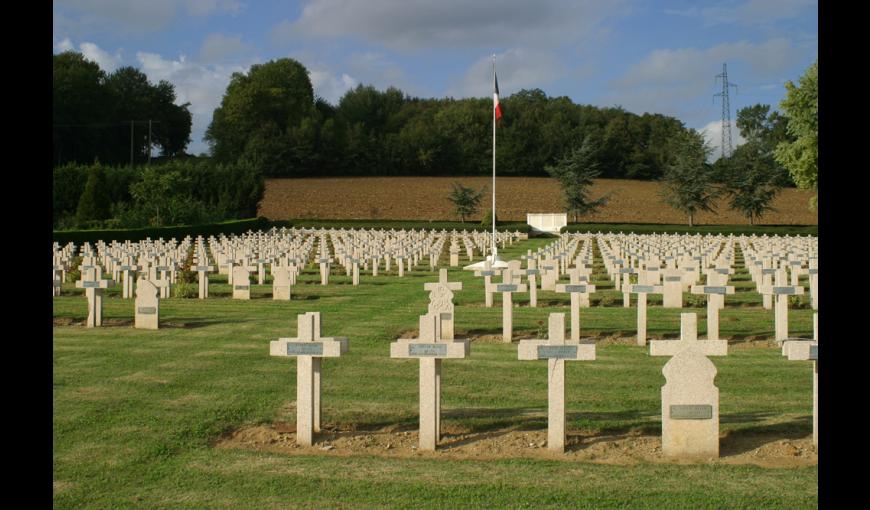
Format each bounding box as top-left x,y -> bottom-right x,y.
53,1 -> 820,507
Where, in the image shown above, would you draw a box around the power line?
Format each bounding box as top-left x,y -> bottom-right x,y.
713,63 -> 738,158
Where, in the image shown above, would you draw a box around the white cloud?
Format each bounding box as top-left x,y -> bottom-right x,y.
53,0 -> 242,35
136,51 -> 250,154
79,42 -> 123,72
447,48 -> 565,98
198,33 -> 252,63
700,119 -> 747,161
666,0 -> 816,26
53,38 -> 124,72
271,0 -> 629,52
308,68 -> 358,105
604,38 -> 801,126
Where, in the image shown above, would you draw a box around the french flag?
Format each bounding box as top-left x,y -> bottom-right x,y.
494,72 -> 503,121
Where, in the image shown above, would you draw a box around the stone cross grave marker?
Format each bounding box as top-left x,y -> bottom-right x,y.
474,260 -> 502,308
117,258 -> 140,299
690,285 -> 735,341
486,268 -> 527,342
269,312 -> 348,446
781,321 -> 818,446
518,313 -> 595,453
318,255 -> 331,285
555,278 -> 596,342
390,313 -> 470,451
194,263 -> 214,299
134,278 -> 160,330
75,267 -> 114,328
630,283 -> 664,346
424,268 -> 462,340
650,313 -> 727,458
759,276 -> 805,341
619,267 -> 637,307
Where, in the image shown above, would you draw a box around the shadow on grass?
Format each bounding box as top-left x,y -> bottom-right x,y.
719,413 -> 812,457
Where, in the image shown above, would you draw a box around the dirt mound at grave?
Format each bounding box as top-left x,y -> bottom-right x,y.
215,422 -> 816,468
260,177 -> 818,225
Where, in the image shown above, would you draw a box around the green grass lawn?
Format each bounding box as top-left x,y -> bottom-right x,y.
53,238 -> 817,509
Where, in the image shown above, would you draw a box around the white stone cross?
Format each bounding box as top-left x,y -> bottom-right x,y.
650,313 -> 727,458
269,312 -> 349,446
554,278 -> 596,342
486,268 -> 528,342
630,283 -> 664,346
518,313 -> 595,453
474,260 -> 503,308
75,267 -> 115,328
390,313 -> 470,451
690,285 -> 735,341
781,326 -> 818,447
758,280 -> 805,341
423,268 -> 462,340
193,263 -> 214,299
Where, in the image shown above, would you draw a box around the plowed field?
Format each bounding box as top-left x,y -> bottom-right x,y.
260,177 -> 818,225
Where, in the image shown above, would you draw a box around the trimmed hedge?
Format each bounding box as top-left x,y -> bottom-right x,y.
53,218 -> 532,245
561,222 -> 818,236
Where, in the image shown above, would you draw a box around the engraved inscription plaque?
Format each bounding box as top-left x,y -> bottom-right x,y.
137,307 -> 157,314
632,285 -> 655,293
286,342 -> 324,356
564,285 -> 588,293
479,270 -> 494,276
409,343 -> 447,357
537,345 -> 578,359
809,345 -> 818,360
526,269 -> 539,275
234,285 -> 249,290
773,287 -> 796,295
496,284 -> 518,292
665,276 -> 682,282
703,286 -> 728,294
83,281 -> 100,288
670,404 -> 713,420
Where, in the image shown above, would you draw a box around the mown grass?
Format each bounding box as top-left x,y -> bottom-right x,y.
53,238 -> 817,508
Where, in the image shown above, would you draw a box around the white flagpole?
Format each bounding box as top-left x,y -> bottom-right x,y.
491,54 -> 497,260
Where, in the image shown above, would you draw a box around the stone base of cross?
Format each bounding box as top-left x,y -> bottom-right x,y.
518,313 -> 595,453
269,312 -> 349,446
390,314 -> 470,451
650,313 -> 727,458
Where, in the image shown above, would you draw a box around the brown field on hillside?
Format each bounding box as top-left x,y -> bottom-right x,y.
260,177 -> 817,225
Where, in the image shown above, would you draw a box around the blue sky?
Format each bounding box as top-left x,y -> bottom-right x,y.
53,0 -> 818,159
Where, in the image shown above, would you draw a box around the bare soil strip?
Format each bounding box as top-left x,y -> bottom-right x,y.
216,422 -> 816,468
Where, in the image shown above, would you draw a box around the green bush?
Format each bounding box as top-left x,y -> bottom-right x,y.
75,165 -> 112,226
480,209 -> 498,227
173,280 -> 197,298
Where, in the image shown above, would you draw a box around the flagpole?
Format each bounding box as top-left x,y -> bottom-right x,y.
491,54 -> 497,261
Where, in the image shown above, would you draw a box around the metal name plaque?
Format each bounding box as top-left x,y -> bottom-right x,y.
670,404 -> 713,420
715,268 -> 730,274
318,259 -> 330,263
120,266 -> 133,271
791,261 -> 803,266
647,266 -> 659,271
665,276 -> 682,282
565,285 -> 588,293
620,268 -> 635,273
809,345 -> 818,360
409,343 -> 447,357
704,286 -> 728,294
286,342 -> 323,356
234,285 -> 249,290
137,307 -> 157,315
633,285 -> 655,293
440,313 -> 452,321
526,269 -> 539,275
479,271 -> 495,276
156,266 -> 169,271
537,345 -> 578,359
809,269 -> 818,275
196,266 -> 211,271
762,269 -> 777,274
496,284 -> 518,292
773,287 -> 796,295
82,281 -> 100,288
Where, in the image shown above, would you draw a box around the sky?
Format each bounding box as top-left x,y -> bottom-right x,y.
52,0 -> 818,160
